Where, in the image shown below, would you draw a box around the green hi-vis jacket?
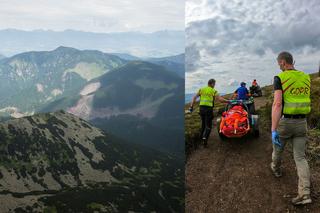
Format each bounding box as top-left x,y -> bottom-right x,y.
277,70 -> 311,115
199,86 -> 218,107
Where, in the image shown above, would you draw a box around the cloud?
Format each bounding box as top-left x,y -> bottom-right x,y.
0,0 -> 184,32
186,0 -> 320,93
228,79 -> 239,87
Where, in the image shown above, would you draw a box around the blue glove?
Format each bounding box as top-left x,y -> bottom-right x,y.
272,131 -> 282,147
189,106 -> 193,113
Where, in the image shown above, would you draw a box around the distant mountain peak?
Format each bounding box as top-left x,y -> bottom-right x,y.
0,47 -> 126,115
53,46 -> 79,52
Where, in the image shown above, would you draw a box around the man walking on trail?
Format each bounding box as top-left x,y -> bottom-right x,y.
189,79 -> 229,147
271,51 -> 312,205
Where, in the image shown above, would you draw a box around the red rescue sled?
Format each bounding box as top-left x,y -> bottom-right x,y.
217,99 -> 259,139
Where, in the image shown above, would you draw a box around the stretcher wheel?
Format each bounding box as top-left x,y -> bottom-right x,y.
251,115 -> 259,137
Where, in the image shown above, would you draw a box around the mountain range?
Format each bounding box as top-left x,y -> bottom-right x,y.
0,45 -> 185,211
0,46 -> 126,117
0,47 -> 185,155
0,110 -> 184,212
112,52 -> 185,78
41,60 -> 184,154
0,29 -> 184,58
147,54 -> 185,78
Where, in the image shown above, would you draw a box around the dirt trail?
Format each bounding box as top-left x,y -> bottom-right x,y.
252,96 -> 267,110
186,97 -> 320,213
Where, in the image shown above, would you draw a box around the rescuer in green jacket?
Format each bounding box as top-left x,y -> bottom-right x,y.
271,51 -> 312,205
189,79 -> 229,147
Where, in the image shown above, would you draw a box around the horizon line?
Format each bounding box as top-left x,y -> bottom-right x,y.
0,28 -> 184,34
0,45 -> 185,59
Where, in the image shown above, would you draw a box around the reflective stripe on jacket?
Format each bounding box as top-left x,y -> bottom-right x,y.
199,86 -> 218,107
277,70 -> 311,115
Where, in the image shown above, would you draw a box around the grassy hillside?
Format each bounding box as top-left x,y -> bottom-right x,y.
41,61 -> 185,155
0,110 -> 184,212
185,73 -> 320,158
185,93 -> 231,155
0,46 -> 126,115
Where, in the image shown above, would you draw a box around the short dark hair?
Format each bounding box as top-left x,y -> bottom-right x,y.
277,51 -> 293,64
208,79 -> 216,85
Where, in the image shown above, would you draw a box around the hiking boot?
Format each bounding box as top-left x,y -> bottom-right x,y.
291,194 -> 312,205
270,163 -> 282,178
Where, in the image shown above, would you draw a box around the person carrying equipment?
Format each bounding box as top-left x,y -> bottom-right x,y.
233,82 -> 250,100
189,79 -> 229,147
271,51 -> 312,205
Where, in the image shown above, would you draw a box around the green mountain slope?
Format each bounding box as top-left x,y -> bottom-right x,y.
114,53 -> 185,78
148,54 -> 185,78
0,110 -> 184,212
0,46 -> 126,116
41,61 -> 185,155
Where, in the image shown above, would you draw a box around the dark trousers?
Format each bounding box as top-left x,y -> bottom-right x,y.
199,106 -> 214,140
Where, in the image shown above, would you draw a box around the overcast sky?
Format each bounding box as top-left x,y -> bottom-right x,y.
0,0 -> 184,32
186,0 -> 320,93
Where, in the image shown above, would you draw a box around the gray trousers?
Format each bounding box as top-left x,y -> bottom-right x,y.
271,118 -> 310,196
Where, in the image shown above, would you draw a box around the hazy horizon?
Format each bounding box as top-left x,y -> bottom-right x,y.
0,44 -> 185,59
0,0 -> 185,58
0,28 -> 184,34
0,29 -> 184,58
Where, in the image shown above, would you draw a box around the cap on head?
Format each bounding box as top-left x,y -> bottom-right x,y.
277,51 -> 293,65
240,82 -> 246,87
